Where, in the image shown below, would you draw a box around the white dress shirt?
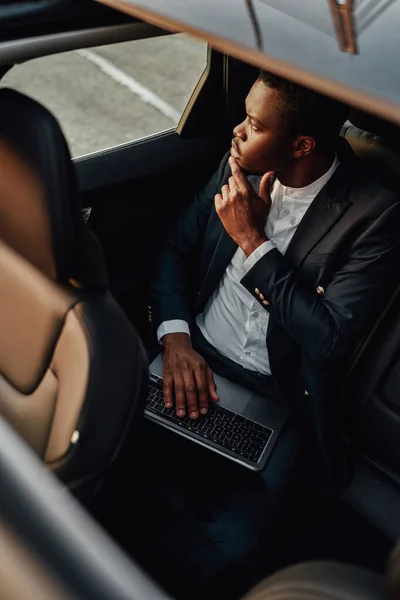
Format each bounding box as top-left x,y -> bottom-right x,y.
157,157 -> 339,375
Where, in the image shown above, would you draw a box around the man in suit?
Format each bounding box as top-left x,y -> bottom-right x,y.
149,71 -> 400,590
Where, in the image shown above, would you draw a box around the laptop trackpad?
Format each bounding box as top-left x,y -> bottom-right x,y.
213,373 -> 253,412
214,372 -> 285,426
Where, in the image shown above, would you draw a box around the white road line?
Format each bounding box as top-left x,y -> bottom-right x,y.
76,48 -> 181,123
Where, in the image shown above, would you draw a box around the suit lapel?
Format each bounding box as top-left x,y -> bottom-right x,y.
267,141 -> 356,339
285,187 -> 351,269
285,142 -> 355,269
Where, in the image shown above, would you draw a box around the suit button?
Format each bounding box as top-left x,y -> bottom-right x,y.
316,286 -> 325,296
259,293 -> 265,301
263,300 -> 270,306
255,288 -> 261,296
304,390 -> 309,396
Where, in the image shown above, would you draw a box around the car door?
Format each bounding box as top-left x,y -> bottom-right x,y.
74,38 -> 228,337
0,1 -> 231,338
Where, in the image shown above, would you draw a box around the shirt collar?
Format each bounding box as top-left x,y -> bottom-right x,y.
277,155 -> 340,199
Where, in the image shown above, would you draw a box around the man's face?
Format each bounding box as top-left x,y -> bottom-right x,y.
231,80 -> 295,175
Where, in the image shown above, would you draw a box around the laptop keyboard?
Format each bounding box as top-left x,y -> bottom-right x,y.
145,374 -> 273,464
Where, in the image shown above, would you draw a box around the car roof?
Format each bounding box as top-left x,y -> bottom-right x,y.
95,0 -> 400,126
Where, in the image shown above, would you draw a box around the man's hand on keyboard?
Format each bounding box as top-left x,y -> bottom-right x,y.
162,333 -> 219,420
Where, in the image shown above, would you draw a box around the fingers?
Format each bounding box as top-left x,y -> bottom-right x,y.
194,362 -> 210,416
259,171 -> 275,204
229,156 -> 249,189
228,176 -> 239,195
163,373 -> 174,409
221,184 -> 230,203
163,353 -> 214,420
181,368 -> 200,420
173,373 -> 187,418
207,367 -> 220,403
165,365 -> 206,420
214,192 -> 223,212
163,370 -> 188,417
219,178 -> 240,206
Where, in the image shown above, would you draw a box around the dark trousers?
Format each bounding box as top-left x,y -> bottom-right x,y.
139,327 -> 315,596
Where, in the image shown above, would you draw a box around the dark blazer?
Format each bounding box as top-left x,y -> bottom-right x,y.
151,139 -> 400,489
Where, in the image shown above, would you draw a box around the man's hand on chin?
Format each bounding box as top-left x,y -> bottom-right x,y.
215,157 -> 274,257
162,333 -> 219,420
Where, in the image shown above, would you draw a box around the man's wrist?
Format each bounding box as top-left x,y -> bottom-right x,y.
162,332 -> 192,351
241,233 -> 269,258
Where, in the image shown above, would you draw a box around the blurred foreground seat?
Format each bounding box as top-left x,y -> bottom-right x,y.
242,542 -> 400,600
0,90 -> 148,502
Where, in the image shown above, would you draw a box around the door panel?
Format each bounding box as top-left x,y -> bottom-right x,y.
77,130 -> 228,337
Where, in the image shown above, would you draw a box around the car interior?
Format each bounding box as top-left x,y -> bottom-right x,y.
1,1 -> 400,599
0,90 -> 148,503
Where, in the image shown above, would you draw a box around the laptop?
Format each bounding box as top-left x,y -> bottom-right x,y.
145,353 -> 288,471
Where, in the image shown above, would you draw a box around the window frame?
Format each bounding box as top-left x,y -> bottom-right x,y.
1,28 -> 212,159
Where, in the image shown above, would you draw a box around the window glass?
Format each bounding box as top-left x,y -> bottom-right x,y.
2,34 -> 207,158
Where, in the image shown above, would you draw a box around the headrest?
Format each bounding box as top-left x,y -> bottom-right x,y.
349,108 -> 400,146
0,139 -> 56,279
341,108 -> 400,189
0,88 -> 107,289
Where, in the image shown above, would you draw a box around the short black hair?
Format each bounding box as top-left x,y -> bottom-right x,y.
259,70 -> 349,150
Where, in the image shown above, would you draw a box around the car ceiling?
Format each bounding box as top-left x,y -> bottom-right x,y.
93,0 -> 400,127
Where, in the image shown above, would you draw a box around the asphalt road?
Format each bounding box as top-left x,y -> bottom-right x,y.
3,34 -> 207,157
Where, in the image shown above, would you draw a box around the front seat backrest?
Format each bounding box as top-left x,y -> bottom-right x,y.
0,97 -> 147,500
0,236 -> 83,460
0,87 -> 107,289
0,232 -> 147,495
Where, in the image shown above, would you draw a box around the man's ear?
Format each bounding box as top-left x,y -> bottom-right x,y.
292,135 -> 315,159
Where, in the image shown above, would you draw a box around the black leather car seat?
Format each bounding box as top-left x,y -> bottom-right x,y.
338,109 -> 400,539
0,90 -> 148,501
241,112 -> 400,600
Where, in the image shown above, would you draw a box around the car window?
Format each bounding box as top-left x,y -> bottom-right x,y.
2,34 -> 207,158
